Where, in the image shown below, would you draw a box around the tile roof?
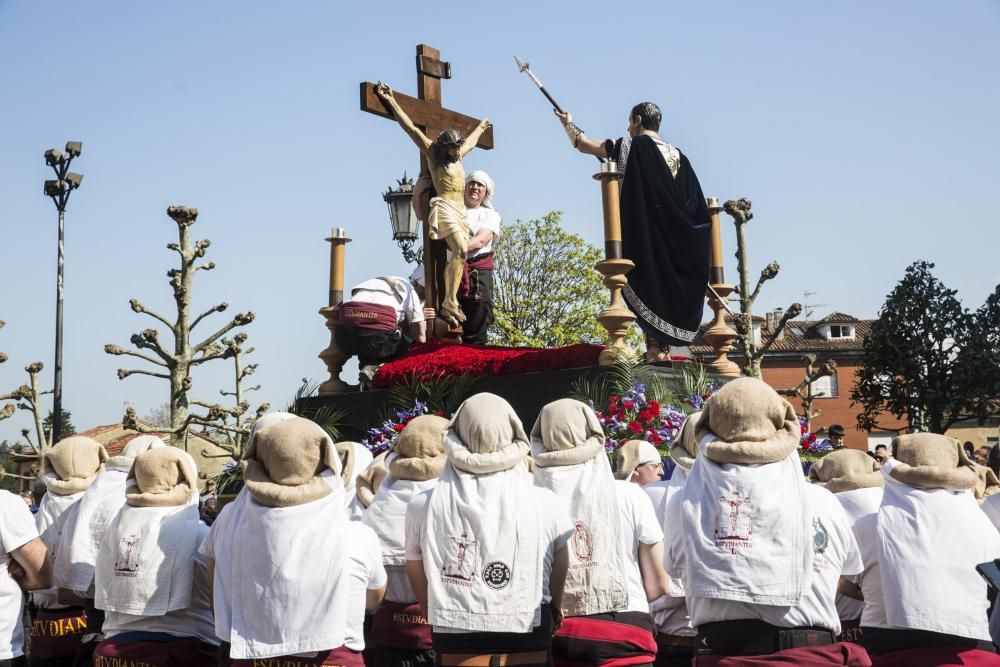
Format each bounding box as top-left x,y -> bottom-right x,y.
816,311 -> 860,324
693,313 -> 873,354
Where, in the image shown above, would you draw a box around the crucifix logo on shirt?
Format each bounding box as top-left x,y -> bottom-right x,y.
441,532 -> 478,582
114,534 -> 141,576
715,489 -> 754,554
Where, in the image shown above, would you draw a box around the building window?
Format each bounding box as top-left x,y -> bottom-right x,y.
828,325 -> 854,339
810,371 -> 839,398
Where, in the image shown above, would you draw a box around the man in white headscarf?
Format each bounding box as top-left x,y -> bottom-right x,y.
364,415 -> 448,666
615,439 -> 665,486
850,433 -> 1000,665
92,447 -> 216,666
405,393 -> 572,666
460,170 -> 501,345
531,399 -> 667,667
664,378 -> 869,666
200,416 -> 386,666
645,412 -> 700,666
30,436 -> 107,667
51,434 -> 166,664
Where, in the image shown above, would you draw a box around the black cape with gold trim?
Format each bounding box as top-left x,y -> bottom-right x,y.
618,135 -> 711,347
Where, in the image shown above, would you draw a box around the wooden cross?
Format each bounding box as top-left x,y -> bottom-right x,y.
360,44 -> 494,329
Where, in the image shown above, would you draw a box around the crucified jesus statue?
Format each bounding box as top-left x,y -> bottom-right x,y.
374,81 -> 492,328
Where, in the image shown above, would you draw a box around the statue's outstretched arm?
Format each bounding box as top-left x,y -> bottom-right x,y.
460,118 -> 491,157
375,82 -> 432,152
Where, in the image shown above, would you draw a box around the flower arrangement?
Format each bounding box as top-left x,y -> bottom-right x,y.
574,361 -> 721,464
798,417 -> 832,463
593,382 -> 688,453
363,401 -> 443,455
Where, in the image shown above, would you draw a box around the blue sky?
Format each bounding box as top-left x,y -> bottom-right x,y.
1,1 -> 998,441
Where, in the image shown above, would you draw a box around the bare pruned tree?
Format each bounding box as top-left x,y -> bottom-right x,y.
106,206 -> 255,449
724,198 -> 803,378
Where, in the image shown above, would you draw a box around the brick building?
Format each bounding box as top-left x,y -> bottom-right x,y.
692,311 -> 908,452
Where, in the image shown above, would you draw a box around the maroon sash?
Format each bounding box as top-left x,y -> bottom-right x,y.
371,601 -> 432,651
92,637 -> 216,667
693,642 -> 873,666
869,648 -> 1000,667
554,612 -> 658,667
468,253 -> 495,271
337,302 -> 398,332
29,607 -> 87,659
229,646 -> 365,667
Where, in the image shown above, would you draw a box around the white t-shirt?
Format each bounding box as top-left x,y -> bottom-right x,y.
645,473 -> 695,636
347,278 -> 424,325
103,523 -> 218,645
666,483 -> 862,634
466,206 -> 501,256
199,510 -> 386,653
405,486 -> 573,632
0,491 -> 40,660
613,481 -> 664,613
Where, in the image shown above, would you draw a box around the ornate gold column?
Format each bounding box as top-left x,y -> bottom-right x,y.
319,228 -> 352,394
702,197 -> 740,376
593,162 -> 636,365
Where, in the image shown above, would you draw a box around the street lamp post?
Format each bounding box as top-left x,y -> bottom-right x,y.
43,141 -> 83,446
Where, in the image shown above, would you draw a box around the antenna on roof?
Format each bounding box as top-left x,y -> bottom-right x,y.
802,291 -> 829,320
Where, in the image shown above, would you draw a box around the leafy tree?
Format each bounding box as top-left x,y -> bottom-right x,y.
851,261 -> 986,433
491,212 -> 608,348
961,284 -> 1000,423
142,402 -> 172,428
43,409 -> 76,442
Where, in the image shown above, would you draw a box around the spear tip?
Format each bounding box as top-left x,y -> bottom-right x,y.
513,54 -> 529,73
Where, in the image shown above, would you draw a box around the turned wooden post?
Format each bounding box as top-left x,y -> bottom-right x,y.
702,197 -> 740,376
319,228 -> 352,394
593,162 -> 636,365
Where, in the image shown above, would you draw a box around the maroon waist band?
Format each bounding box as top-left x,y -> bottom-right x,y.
338,301 -> 399,331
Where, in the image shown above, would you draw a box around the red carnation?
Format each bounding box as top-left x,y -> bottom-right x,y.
608,395 -> 620,408
628,421 -> 643,434
393,423 -> 406,432
648,401 -> 661,415
623,400 -> 635,410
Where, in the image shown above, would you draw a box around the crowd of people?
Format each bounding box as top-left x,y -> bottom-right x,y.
3,377 -> 1000,667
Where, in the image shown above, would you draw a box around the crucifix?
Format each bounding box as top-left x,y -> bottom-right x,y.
361,44 -> 494,335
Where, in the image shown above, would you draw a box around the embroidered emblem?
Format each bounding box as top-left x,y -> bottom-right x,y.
441,533 -> 479,582
482,561 -> 512,590
715,489 -> 753,554
114,534 -> 141,576
571,521 -> 594,562
813,517 -> 829,555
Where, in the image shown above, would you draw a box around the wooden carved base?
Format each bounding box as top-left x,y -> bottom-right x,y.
595,258 -> 637,365
318,305 -> 350,395
703,284 -> 740,377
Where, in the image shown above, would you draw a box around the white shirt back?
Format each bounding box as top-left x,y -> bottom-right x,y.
666,483 -> 862,634
347,278 -> 423,325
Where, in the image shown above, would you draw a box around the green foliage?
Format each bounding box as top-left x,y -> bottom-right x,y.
491,212 -> 607,348
43,409 -> 76,440
960,284 -> 1000,423
384,373 -> 480,419
566,357 -> 721,415
286,378 -> 344,442
851,261 -> 995,433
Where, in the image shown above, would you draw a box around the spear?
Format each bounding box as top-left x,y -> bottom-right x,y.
514,55 -> 604,163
